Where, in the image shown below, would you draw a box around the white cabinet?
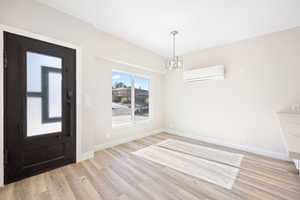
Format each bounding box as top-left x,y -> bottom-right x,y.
277,109 -> 300,174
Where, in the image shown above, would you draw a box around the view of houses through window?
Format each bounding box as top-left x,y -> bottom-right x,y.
112,71 -> 149,125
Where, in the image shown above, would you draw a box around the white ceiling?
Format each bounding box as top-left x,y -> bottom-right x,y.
37,0 -> 300,57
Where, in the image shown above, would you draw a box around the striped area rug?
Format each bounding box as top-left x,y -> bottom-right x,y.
132,145 -> 240,190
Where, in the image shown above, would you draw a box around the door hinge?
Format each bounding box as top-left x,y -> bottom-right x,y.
18,123 -> 23,137
4,149 -> 8,164
4,50 -> 8,69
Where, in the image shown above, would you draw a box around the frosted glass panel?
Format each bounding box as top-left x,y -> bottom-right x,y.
27,98 -> 62,136
27,52 -> 62,92
26,51 -> 62,137
49,73 -> 62,118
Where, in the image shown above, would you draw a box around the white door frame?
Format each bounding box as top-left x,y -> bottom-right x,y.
0,24 -> 83,187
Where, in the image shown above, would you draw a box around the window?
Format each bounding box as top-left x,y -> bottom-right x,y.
112,71 -> 150,126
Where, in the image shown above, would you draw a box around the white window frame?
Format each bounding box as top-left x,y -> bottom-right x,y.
112,69 -> 151,128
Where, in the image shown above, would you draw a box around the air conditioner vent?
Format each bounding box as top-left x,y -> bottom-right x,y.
183,65 -> 225,82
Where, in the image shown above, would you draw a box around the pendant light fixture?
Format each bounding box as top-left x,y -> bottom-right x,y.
166,30 -> 183,71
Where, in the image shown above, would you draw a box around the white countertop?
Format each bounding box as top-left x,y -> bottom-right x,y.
277,110 -> 300,160
278,108 -> 300,115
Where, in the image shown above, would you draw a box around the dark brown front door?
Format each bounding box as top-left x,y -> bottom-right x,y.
4,32 -> 76,184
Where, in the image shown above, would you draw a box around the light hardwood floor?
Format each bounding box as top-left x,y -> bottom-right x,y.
1,133 -> 300,200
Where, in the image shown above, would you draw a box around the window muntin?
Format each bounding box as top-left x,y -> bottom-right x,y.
112,71 -> 150,126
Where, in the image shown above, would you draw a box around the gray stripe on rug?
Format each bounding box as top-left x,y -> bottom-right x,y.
157,139 -> 244,167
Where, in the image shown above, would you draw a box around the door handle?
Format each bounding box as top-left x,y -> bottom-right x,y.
67,89 -> 73,103
67,89 -> 73,137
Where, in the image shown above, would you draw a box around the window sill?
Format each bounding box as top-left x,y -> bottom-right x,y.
112,119 -> 151,129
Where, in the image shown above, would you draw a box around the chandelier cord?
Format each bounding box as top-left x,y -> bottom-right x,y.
173,33 -> 175,60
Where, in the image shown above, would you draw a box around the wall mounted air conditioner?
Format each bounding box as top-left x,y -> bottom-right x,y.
183,65 -> 225,82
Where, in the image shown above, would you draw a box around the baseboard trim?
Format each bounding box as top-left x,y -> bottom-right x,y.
76,128 -> 164,162
94,128 -> 165,152
78,151 -> 95,162
163,128 -> 291,161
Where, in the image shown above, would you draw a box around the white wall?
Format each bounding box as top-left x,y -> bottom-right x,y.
84,59 -> 164,151
0,0 -> 165,156
164,27 -> 300,156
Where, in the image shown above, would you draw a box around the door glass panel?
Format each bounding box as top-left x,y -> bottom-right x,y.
26,52 -> 62,137
48,72 -> 62,118
27,52 -> 62,92
27,98 -> 62,136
